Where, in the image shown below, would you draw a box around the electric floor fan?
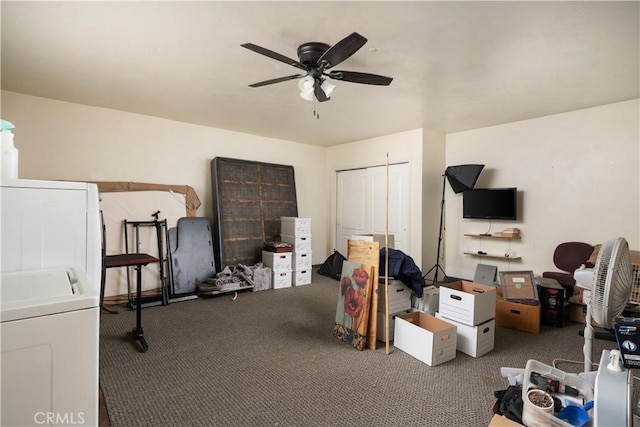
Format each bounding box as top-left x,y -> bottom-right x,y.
574,236 -> 633,426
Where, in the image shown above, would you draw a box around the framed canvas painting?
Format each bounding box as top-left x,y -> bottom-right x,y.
333,260 -> 375,350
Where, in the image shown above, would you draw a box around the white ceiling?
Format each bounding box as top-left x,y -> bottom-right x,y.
1,1 -> 638,147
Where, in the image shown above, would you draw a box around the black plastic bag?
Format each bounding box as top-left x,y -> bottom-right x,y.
494,385 -> 523,425
318,250 -> 347,280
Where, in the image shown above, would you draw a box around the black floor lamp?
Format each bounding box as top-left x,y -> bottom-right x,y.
423,164 -> 484,284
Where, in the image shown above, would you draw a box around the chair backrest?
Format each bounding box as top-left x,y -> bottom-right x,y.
553,242 -> 594,273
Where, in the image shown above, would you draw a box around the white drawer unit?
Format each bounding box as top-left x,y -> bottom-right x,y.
292,251 -> 312,271
272,270 -> 292,289
262,251 -> 292,272
293,269 -> 311,286
281,217 -> 311,236
281,234 -> 311,253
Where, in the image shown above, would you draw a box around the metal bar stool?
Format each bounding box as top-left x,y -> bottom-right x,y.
105,253 -> 158,352
100,211 -> 158,353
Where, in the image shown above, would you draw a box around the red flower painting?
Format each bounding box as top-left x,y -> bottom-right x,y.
334,260 -> 374,350
341,276 -> 352,296
352,267 -> 369,288
343,285 -> 364,318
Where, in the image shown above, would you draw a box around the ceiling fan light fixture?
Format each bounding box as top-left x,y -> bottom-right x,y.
299,75 -> 316,101
299,88 -> 314,101
298,75 -> 314,92
320,80 -> 336,98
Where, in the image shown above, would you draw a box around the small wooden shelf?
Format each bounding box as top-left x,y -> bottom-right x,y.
464,234 -> 520,240
464,252 -> 521,260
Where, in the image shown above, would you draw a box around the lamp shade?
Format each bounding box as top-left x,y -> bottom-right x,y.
298,75 -> 315,101
320,80 -> 336,98
298,76 -> 314,91
299,89 -> 314,101
444,164 -> 484,193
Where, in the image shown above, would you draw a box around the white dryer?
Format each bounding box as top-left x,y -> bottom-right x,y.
1,267 -> 99,426
0,178 -> 101,291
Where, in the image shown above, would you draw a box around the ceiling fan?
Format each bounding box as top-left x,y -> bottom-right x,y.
241,32 -> 393,103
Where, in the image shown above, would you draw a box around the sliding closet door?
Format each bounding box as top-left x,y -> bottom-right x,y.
336,168 -> 368,254
336,163 -> 410,256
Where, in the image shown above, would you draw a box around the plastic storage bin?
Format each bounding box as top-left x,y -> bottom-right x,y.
521,359 -> 594,427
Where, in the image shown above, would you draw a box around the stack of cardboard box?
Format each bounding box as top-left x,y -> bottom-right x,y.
436,280 -> 497,358
280,217 -> 312,286
261,250 -> 292,289
375,279 -> 412,342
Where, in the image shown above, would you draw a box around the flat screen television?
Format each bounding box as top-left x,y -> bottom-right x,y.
462,188 -> 517,220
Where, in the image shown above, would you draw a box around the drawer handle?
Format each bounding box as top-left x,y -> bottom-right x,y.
450,294 -> 462,301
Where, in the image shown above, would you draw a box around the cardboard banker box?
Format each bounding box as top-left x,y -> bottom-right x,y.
495,287 -> 540,334
436,313 -> 495,357
438,280 -> 496,326
394,311 -> 457,366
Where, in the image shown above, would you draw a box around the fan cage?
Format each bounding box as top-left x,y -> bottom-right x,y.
591,237 -> 631,328
628,262 -> 640,304
591,243 -> 613,323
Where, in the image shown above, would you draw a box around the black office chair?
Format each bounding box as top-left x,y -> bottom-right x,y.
100,211 -> 158,353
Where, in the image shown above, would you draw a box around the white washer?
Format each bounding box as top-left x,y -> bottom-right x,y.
1,267 -> 99,427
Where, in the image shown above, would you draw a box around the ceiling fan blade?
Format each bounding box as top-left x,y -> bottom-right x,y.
327,70 -> 393,86
314,79 -> 330,102
318,32 -> 367,69
248,74 -> 304,88
241,43 -> 307,71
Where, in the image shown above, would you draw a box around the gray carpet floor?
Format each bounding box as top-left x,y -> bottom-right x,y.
99,267 -> 619,426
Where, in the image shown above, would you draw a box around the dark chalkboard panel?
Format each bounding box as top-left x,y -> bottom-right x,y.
210,157 -> 298,269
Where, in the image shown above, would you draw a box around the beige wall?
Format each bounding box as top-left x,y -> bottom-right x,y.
445,99 -> 640,280
325,129 -> 425,267
4,90 -> 637,281
1,91 -> 330,264
421,129 -> 446,280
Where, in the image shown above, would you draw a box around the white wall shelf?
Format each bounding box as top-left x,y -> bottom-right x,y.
463,233 -> 522,261
463,252 -> 521,260
464,234 -> 520,240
